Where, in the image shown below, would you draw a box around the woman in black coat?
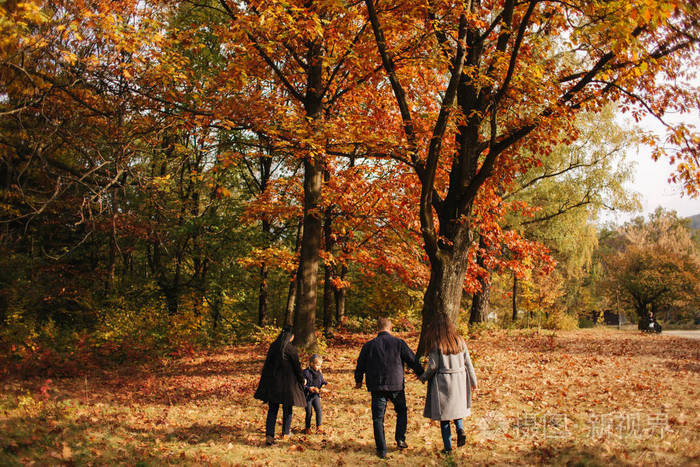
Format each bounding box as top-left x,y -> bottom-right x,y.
254,325 -> 306,445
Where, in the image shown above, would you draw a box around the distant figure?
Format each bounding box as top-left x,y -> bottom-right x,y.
649,312 -> 662,333
419,314 -> 477,454
640,311 -> 662,333
254,325 -> 306,445
303,354 -> 328,434
354,317 -> 424,459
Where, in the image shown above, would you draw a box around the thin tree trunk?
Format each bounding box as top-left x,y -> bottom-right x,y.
258,263 -> 268,326
284,221 -> 303,326
512,273 -> 518,322
322,170 -> 335,335
285,276 -> 297,326
470,238 -> 491,324
209,287 -> 223,331
258,218 -> 271,326
107,182 -> 121,293
107,225 -> 117,293
257,154 -> 273,326
322,265 -> 334,335
334,265 -> 348,327
164,286 -> 179,315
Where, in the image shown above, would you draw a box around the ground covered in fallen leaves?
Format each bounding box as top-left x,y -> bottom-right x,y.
1,327 -> 699,466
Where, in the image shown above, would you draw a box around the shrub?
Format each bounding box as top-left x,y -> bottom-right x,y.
247,325 -> 281,346
543,311 -> 579,331
342,315 -> 376,333
578,316 -> 595,328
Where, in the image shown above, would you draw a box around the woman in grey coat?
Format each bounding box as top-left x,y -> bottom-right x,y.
419,315 -> 477,453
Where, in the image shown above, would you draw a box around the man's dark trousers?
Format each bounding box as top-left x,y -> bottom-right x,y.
371,390 -> 407,456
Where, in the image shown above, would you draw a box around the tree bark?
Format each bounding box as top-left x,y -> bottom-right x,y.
334,264 -> 348,327
257,154 -> 273,326
292,37 -> 324,351
512,273 -> 518,322
209,287 -> 223,331
293,157 -> 323,349
284,222 -> 303,326
470,238 -> 491,323
258,262 -> 269,326
107,223 -> 117,293
322,169 -> 335,335
284,276 -> 297,326
417,245 -> 470,356
322,265 -> 334,334
164,286 -> 179,316
470,271 -> 491,324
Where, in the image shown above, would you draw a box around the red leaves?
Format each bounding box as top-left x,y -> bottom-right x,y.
39,379 -> 52,400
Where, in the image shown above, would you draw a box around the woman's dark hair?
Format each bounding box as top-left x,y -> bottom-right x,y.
277,325 -> 294,360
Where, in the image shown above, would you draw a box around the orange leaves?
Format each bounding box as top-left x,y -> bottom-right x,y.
238,246 -> 297,272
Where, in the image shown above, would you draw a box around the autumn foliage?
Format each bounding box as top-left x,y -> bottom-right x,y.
0,0 -> 698,361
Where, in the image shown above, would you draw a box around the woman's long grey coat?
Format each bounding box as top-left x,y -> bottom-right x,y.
420,344 -> 477,421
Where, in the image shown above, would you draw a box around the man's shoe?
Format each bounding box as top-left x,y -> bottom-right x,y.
377,450 -> 387,459
457,430 -> 466,447
396,440 -> 408,449
302,428 -> 312,435
441,448 -> 452,455
265,435 -> 275,446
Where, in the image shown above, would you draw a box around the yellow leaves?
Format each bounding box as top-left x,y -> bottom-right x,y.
59,51 -> 77,65
238,246 -> 297,272
215,186 -> 232,199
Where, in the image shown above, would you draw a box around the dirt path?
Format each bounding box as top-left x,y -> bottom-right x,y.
664,330 -> 700,340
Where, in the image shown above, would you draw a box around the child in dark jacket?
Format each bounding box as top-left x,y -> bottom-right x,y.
303,354 -> 328,433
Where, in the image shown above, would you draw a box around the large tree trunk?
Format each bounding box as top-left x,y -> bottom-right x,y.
417,247 -> 470,356
293,38 -> 324,351
293,158 -> 323,349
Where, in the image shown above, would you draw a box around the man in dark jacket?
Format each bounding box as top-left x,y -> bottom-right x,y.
354,318 -> 424,458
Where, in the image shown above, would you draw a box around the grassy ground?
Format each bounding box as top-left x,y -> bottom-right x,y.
1,328 -> 699,466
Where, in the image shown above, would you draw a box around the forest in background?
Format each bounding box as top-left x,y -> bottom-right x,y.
1,0 -> 699,375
